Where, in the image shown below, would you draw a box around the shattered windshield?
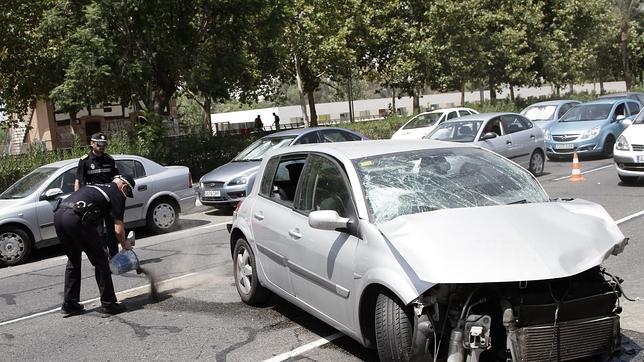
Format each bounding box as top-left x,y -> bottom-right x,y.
353,148 -> 548,223
425,120 -> 483,143
560,104 -> 611,122
233,136 -> 296,161
0,167 -> 57,199
521,105 -> 556,121
402,112 -> 442,130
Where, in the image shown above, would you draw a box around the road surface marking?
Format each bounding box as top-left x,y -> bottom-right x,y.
0,272 -> 197,327
616,209 -> 644,225
553,164 -> 613,181
263,332 -> 344,362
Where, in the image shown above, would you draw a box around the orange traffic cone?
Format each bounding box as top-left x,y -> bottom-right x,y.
570,151 -> 585,182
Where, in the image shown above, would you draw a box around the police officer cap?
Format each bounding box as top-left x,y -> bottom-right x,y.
91,132 -> 108,145
116,174 -> 136,198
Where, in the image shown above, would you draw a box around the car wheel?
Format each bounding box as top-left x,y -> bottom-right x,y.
146,198 -> 179,234
528,150 -> 545,176
0,226 -> 32,267
602,136 -> 615,158
375,292 -> 413,361
618,175 -> 638,184
233,237 -> 270,306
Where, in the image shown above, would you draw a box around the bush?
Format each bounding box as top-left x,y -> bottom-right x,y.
338,116 -> 408,139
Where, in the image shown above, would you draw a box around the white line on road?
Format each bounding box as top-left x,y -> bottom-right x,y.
616,209 -> 644,225
263,332 -> 344,362
0,272 -> 197,328
553,164 -> 613,181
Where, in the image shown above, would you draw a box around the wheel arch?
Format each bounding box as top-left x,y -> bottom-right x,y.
145,193 -> 181,216
358,283 -> 413,349
0,221 -> 36,248
230,227 -> 247,258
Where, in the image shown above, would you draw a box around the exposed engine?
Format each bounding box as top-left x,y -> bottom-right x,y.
410,267 -> 624,361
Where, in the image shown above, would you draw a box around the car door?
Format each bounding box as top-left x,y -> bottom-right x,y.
250,154 -> 308,296
610,102 -> 629,137
116,159 -> 152,222
286,153 -> 359,330
500,114 -> 533,167
35,166 -> 77,241
476,117 -> 512,157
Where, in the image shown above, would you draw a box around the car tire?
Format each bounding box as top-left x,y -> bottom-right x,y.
602,136 -> 615,158
528,150 -> 545,176
233,237 -> 270,306
375,292 -> 413,361
0,226 -> 32,267
146,198 -> 179,234
618,175 -> 638,184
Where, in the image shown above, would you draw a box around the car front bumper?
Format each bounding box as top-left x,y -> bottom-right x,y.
614,151 -> 644,176
545,138 -> 603,156
196,182 -> 247,207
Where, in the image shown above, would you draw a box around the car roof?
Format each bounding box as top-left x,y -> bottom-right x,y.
524,100 -> 579,107
581,99 -> 623,106
418,107 -> 475,114
264,127 -> 358,138
441,112 -> 517,123
598,92 -> 644,98
269,139 -> 473,160
40,154 -> 147,169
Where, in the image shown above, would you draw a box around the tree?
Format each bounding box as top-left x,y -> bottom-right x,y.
612,0 -> 641,90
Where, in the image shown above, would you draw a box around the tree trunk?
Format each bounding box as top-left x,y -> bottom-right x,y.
489,82 -> 496,103
307,91 -> 318,127
203,97 -> 212,134
292,35 -> 309,127
599,77 -> 605,95
412,89 -> 420,114
556,84 -> 560,97
461,83 -> 465,106
620,18 -> 631,91
509,84 -> 515,102
569,83 -> 574,94
391,88 -> 396,115
479,83 -> 484,104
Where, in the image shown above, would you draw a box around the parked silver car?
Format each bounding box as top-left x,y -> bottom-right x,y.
228,140 -> 627,361
196,127 -> 366,208
0,155 -> 196,266
426,112 -> 546,175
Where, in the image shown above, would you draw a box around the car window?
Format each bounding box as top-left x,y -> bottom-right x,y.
614,103 -> 627,119
116,160 -> 146,179
500,115 -> 527,134
320,130 -> 353,142
46,167 -> 78,195
558,103 -> 574,118
341,130 -> 362,141
481,118 -> 503,136
447,111 -> 458,120
402,112 -> 442,129
626,102 -> 640,116
521,105 -> 557,121
295,154 -> 352,217
267,156 -> 307,206
426,121 -> 483,143
259,157 -> 280,196
458,110 -> 471,117
518,116 -> 533,129
294,132 -> 320,144
354,148 -> 549,224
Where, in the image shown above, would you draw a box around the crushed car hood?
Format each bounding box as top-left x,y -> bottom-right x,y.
377,199 -> 625,284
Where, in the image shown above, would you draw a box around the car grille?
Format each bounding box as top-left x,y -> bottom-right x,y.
512,316 -> 619,361
203,181 -> 225,188
552,134 -> 579,142
619,163 -> 644,171
632,144 -> 644,151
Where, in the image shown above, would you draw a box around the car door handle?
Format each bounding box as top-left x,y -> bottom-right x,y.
288,228 -> 302,239
253,212 -> 264,221
506,140 -> 512,145
530,135 -> 536,139
137,185 -> 147,191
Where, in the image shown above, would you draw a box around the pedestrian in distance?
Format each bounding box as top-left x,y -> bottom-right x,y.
75,132 -> 120,257
54,174 -> 136,317
254,115 -> 263,131
272,112 -> 280,131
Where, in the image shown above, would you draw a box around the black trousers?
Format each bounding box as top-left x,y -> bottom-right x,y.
54,209 -> 117,305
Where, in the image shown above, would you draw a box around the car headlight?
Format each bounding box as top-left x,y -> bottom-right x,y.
544,130 -> 551,140
579,126 -> 600,140
228,176 -> 248,186
616,135 -> 630,151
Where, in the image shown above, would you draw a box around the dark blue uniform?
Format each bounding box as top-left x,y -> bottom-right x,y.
54,183 -> 126,308
76,151 -> 118,186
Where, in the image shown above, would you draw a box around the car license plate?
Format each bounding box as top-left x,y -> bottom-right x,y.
638,155 -> 644,163
204,190 -> 220,197
555,143 -> 575,150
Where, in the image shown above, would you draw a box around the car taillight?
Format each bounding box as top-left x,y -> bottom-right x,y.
188,172 -> 193,188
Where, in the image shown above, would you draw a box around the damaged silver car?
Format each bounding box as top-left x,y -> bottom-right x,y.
228,140 -> 628,361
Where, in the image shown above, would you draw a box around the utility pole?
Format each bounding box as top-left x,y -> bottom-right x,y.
348,73 -> 355,122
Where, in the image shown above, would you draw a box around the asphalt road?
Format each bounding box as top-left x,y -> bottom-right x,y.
1,157 -> 643,361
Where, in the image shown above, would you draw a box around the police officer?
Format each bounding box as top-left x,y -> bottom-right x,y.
55,174 -> 136,316
75,132 -> 118,191
76,132 -> 120,256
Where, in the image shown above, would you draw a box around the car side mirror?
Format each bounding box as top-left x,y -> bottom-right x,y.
480,132 -> 497,141
309,210 -> 350,231
41,188 -> 64,200
616,114 -> 626,122
126,230 -> 136,246
622,118 -> 633,126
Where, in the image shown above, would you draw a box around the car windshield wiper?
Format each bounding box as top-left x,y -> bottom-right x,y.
507,199 -> 527,204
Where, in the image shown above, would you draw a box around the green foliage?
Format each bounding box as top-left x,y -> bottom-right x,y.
338,116 -> 408,140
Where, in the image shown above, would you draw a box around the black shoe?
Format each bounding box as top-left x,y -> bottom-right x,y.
100,302 -> 126,315
61,301 -> 85,317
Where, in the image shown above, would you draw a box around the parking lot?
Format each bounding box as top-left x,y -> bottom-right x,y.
1,157 -> 643,361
